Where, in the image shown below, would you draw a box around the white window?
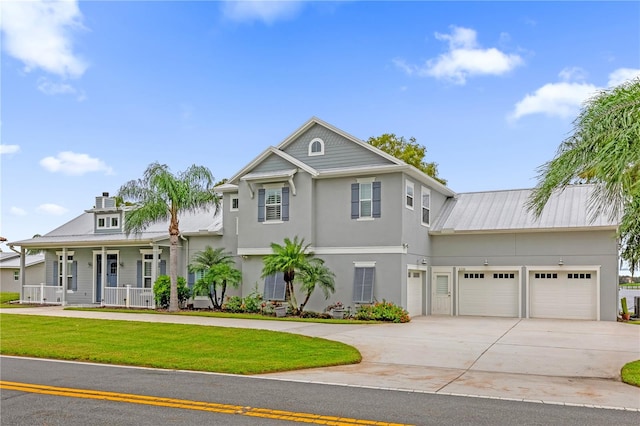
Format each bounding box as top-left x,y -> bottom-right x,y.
230,196 -> 239,211
98,218 -> 106,228
421,187 -> 430,226
359,182 -> 372,218
111,217 -> 119,227
58,254 -> 74,288
265,188 -> 282,221
13,271 -> 19,281
308,138 -> 325,156
97,215 -> 119,229
406,180 -> 414,209
264,272 -> 286,301
143,254 -> 154,288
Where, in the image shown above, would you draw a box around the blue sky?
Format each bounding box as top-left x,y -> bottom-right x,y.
1,0 -> 639,248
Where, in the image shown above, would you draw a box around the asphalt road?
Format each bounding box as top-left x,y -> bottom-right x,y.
1,356 -> 638,426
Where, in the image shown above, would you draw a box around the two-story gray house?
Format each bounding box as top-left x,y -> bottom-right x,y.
9,117 -> 619,320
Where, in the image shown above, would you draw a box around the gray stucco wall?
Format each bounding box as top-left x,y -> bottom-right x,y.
1,263 -> 45,293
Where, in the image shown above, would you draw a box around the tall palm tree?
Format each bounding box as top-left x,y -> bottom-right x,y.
527,78 -> 640,264
261,236 -> 313,314
189,246 -> 235,309
298,258 -> 335,313
119,162 -> 220,312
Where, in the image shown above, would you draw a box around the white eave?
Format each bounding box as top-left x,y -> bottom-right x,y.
241,168 -> 299,198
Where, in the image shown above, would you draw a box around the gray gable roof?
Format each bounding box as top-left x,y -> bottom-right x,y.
430,184 -> 618,234
0,252 -> 45,268
10,208 -> 222,248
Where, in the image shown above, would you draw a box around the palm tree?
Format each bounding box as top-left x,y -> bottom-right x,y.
261,236 -> 313,314
119,162 -> 220,312
189,246 -> 236,309
298,258 -> 335,313
203,262 -> 242,309
527,78 -> 640,262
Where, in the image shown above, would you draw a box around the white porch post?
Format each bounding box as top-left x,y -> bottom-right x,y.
19,247 -> 26,303
152,244 -> 159,285
61,247 -> 67,306
101,246 -> 107,305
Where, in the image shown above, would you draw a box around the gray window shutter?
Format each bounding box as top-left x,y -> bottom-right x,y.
372,181 -> 381,218
258,189 -> 265,222
281,187 -> 289,221
159,260 -> 167,275
351,183 -> 360,219
71,261 -> 78,291
136,260 -> 142,287
52,261 -> 58,286
353,267 -> 375,303
188,272 -> 195,289
264,272 -> 286,301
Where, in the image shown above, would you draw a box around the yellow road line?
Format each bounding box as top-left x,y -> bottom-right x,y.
0,380 -> 411,426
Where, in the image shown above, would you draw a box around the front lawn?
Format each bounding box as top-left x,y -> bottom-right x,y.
0,292 -> 21,308
0,314 -> 361,374
621,360 -> 640,387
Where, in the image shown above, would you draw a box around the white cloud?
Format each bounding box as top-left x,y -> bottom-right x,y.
510,67 -> 640,121
395,26 -> 523,85
608,68 -> 640,87
222,0 -> 303,24
10,207 -> 27,216
37,77 -> 86,101
40,151 -> 113,176
37,203 -> 68,215
0,144 -> 20,155
0,0 -> 88,78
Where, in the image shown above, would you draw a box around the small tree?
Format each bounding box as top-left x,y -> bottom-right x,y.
195,262 -> 242,309
261,236 -> 313,314
189,246 -> 235,309
298,258 -> 336,313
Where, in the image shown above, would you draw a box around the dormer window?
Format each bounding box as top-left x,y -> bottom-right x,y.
308,138 -> 324,156
97,214 -> 120,230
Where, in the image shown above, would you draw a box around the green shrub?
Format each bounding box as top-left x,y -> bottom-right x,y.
355,300 -> 410,323
300,310 -> 320,318
243,287 -> 263,313
153,275 -> 191,309
222,296 -> 244,313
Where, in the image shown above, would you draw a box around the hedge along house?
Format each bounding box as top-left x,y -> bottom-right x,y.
9,192 -> 224,308
9,118 -> 620,320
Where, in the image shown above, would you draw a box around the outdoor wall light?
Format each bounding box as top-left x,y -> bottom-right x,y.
119,261 -> 124,267
87,262 -> 92,267
558,258 -> 564,266
420,258 -> 428,265
483,259 -> 489,266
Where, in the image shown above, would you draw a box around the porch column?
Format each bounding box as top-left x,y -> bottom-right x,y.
19,247 -> 26,302
101,246 -> 107,304
61,247 -> 67,305
152,244 -> 159,285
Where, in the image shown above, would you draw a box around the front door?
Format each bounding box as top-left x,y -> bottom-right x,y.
106,254 -> 118,287
432,272 -> 451,315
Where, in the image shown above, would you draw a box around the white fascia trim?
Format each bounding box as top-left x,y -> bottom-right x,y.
214,183 -> 238,193
238,246 -> 408,256
270,148 -> 319,177
429,225 -> 618,235
315,164 -> 404,179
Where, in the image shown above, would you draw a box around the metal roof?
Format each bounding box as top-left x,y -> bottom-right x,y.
9,207 -> 222,247
0,252 -> 45,268
430,184 -> 619,234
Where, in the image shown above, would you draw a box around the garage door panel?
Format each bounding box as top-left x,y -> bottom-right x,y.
530,271 -> 596,320
459,272 -> 519,317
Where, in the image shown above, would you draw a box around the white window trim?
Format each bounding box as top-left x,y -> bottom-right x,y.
230,195 -> 239,212
14,270 -> 19,281
353,261 -> 376,268
56,251 -> 75,291
421,186 -> 431,227
308,137 -> 325,156
97,214 -> 120,229
356,177 -> 375,220
406,180 -> 414,210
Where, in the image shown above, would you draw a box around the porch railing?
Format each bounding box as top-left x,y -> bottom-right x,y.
103,285 -> 155,309
22,284 -> 63,305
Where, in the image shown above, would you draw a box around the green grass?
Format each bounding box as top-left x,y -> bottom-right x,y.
621,360 -> 640,387
0,292 -> 21,308
0,314 -> 361,374
65,307 -> 377,324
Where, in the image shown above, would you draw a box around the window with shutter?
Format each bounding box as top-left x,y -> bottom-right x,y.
353,267 -> 375,303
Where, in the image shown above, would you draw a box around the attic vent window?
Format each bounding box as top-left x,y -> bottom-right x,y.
308,138 -> 324,156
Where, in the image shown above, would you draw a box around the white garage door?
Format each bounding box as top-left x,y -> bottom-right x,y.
529,271 -> 597,320
407,270 -> 423,317
458,271 -> 519,317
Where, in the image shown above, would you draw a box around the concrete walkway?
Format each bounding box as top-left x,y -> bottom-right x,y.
2,306 -> 639,410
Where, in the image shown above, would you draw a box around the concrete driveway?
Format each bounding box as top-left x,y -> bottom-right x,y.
2,307 -> 639,410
